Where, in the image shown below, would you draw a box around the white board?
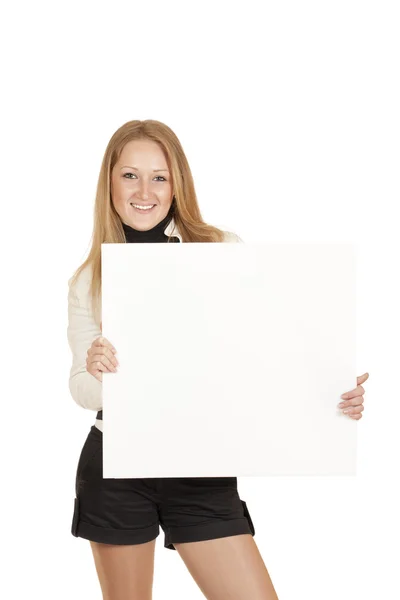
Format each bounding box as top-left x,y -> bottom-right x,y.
101,242 -> 357,478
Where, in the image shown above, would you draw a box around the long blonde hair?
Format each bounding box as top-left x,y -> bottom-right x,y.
69,119 -> 227,326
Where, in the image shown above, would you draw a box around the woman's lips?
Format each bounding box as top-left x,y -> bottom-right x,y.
130,203 -> 156,214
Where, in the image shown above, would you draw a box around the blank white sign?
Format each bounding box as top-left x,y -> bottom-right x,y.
101,242 -> 357,478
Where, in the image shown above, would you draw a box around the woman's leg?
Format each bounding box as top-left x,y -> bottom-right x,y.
89,539 -> 157,600
174,534 -> 279,600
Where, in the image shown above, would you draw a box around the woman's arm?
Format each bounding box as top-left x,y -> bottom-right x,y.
67,273 -> 103,411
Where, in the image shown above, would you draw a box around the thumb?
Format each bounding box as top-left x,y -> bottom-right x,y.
357,372 -> 369,384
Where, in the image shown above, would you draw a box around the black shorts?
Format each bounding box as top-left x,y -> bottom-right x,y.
71,425 -> 255,550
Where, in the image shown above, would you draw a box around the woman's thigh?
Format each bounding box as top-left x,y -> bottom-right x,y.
174,534 -> 279,600
90,538 -> 157,600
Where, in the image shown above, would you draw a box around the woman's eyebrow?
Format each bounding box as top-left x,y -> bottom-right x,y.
120,166 -> 169,172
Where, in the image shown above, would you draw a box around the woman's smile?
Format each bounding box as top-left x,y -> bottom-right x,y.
130,202 -> 157,214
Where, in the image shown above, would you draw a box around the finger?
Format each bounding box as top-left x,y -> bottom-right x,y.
89,355 -> 117,373
106,346 -> 119,366
341,384 -> 365,400
87,343 -> 118,367
341,395 -> 364,408
349,413 -> 362,420
87,358 -> 110,373
97,345 -> 119,366
340,373 -> 369,399
343,404 -> 364,415
357,372 -> 369,384
99,336 -> 117,353
93,336 -> 117,353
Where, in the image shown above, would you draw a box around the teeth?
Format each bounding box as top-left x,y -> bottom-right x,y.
131,204 -> 155,211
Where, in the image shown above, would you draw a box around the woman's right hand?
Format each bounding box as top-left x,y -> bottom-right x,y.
86,336 -> 119,382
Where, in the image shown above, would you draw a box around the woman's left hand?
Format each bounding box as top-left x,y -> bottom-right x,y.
338,372 -> 369,420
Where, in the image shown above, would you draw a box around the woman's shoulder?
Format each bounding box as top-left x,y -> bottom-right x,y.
222,231 -> 244,243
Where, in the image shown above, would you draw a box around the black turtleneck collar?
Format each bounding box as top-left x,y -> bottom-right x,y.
122,200 -> 179,243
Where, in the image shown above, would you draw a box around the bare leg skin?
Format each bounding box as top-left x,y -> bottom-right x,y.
89,539 -> 156,600
174,534 -> 279,600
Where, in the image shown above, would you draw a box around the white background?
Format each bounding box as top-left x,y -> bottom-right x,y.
1,1 -> 398,598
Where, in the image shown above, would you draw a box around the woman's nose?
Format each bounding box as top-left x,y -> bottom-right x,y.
139,180 -> 150,198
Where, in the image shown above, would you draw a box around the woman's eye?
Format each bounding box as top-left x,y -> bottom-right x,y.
123,174 -> 166,181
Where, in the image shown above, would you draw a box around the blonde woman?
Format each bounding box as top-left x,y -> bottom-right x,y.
67,120 -> 368,600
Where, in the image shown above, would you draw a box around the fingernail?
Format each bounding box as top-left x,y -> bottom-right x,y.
343,409 -> 350,413
338,402 -> 345,408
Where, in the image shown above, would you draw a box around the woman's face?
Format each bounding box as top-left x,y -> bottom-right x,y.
111,139 -> 173,231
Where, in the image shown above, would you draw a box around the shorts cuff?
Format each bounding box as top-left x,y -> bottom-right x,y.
72,497 -> 160,545
164,516 -> 253,550
77,519 -> 160,545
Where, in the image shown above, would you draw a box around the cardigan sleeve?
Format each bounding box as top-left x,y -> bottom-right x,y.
67,269 -> 103,411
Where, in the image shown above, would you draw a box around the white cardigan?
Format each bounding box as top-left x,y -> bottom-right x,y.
67,217 -> 243,431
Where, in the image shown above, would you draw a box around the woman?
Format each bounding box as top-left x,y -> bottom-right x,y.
67,119 -> 368,600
